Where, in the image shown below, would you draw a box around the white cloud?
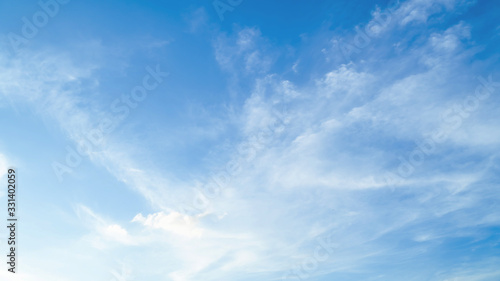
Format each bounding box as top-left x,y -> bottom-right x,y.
214,27 -> 274,75
0,49 -> 189,212
394,0 -> 474,26
132,211 -> 204,238
76,204 -> 136,247
0,0 -> 498,280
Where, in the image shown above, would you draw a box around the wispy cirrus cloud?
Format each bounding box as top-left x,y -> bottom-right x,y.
0,0 -> 499,280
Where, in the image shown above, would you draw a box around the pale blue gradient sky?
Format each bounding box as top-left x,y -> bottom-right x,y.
0,0 -> 499,280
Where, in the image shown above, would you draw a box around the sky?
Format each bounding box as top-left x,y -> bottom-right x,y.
0,0 -> 499,280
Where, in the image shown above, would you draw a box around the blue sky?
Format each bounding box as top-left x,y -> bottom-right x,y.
0,0 -> 499,280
